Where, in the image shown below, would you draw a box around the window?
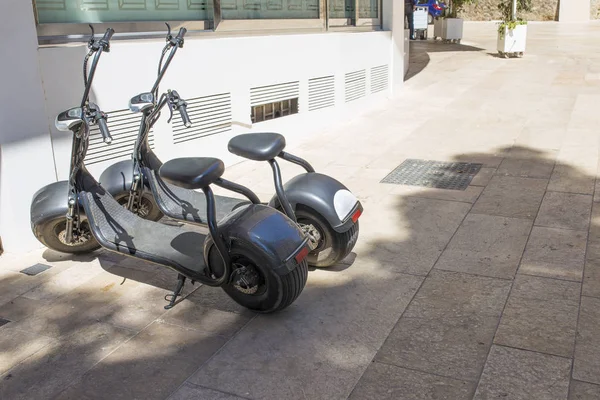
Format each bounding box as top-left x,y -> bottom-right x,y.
34,0 -> 211,24
251,99 -> 298,123
33,0 -> 381,41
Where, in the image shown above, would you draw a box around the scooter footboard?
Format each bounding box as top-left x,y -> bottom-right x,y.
268,173 -> 362,233
207,204 -> 309,276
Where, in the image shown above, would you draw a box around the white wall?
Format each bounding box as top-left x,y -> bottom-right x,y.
39,31 -> 395,180
0,0 -> 58,253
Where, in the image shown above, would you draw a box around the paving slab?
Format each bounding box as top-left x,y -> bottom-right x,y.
569,380 -> 600,400
471,176 -> 548,219
0,326 -> 55,376
474,345 -> 572,400
375,270 -> 511,381
495,157 -> 556,179
573,296 -> 600,385
470,167 -> 497,187
55,321 -> 229,400
535,191 -> 593,231
168,383 -> 249,400
188,262 -> 423,400
0,322 -> 134,400
359,196 -> 471,275
434,214 -> 532,279
494,275 -> 580,357
519,226 -> 587,282
348,361 -> 475,400
0,296 -> 43,322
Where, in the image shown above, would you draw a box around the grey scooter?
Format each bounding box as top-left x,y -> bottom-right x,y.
99,25 -> 363,268
30,27 -> 310,312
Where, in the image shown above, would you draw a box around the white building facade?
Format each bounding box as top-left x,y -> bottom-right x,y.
0,0 -> 406,254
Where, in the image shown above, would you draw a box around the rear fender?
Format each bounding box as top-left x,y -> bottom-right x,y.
268,173 -> 362,233
204,204 -> 308,276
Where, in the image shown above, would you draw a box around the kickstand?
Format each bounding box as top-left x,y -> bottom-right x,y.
164,274 -> 186,310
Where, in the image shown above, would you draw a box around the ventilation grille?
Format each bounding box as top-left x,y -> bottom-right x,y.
86,109 -> 154,165
371,65 -> 389,94
172,93 -> 232,145
345,70 -> 366,103
308,76 -> 335,111
250,81 -> 300,107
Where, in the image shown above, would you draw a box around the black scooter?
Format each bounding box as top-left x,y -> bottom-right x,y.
30,27 -> 309,312
99,24 -> 363,268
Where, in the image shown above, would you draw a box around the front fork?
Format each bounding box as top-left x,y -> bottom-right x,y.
125,166 -> 146,216
65,194 -> 81,244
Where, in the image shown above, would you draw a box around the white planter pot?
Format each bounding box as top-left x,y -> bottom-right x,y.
497,24 -> 527,56
434,18 -> 463,42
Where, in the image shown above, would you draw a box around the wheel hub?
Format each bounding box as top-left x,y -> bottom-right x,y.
231,263 -> 260,294
299,222 -> 322,251
58,227 -> 92,246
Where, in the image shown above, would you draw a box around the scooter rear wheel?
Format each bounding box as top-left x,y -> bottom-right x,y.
36,216 -> 100,254
296,208 -> 359,268
207,241 -> 308,313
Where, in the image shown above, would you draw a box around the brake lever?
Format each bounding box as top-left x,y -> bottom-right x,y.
166,92 -> 175,124
87,24 -> 96,50
165,22 -> 173,43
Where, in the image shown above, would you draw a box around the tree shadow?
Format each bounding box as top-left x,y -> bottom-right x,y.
0,144 -> 597,399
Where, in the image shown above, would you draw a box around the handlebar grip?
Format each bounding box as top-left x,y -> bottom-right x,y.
102,28 -> 115,43
179,104 -> 192,128
176,27 -> 187,39
97,116 -> 112,144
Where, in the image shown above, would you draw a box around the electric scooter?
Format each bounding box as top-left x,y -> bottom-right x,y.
99,25 -> 363,268
30,27 -> 310,312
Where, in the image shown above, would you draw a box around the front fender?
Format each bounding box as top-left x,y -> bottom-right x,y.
205,204 -> 308,276
98,159 -> 135,198
268,173 -> 362,233
30,180 -> 71,231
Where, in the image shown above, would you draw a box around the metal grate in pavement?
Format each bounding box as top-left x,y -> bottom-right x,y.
381,159 -> 482,191
20,263 -> 52,276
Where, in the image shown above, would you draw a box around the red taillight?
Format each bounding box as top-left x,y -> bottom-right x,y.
351,209 -> 362,223
433,4 -> 441,10
295,246 -> 309,264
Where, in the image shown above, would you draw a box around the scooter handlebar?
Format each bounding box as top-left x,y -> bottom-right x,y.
178,103 -> 192,128
97,114 -> 112,144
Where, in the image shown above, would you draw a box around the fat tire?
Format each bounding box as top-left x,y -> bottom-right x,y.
36,217 -> 100,254
207,240 -> 308,313
296,208 -> 359,268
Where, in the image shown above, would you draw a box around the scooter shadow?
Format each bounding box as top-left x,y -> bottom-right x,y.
309,252 -> 356,273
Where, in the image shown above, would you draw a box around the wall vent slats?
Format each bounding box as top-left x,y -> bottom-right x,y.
308,75 -> 335,111
172,92 -> 232,144
86,109 -> 154,165
344,70 -> 366,103
370,64 -> 389,94
250,81 -> 300,106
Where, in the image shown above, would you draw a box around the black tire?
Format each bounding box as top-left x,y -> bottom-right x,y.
295,208 -> 360,268
36,216 -> 100,254
207,240 -> 308,313
114,192 -> 163,222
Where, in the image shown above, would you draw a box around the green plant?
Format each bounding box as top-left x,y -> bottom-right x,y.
445,0 -> 477,18
497,0 -> 532,38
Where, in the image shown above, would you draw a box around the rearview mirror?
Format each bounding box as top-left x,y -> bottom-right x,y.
55,107 -> 83,131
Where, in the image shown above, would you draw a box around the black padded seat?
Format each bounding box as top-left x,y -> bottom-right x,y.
159,157 -> 224,190
228,132 -> 286,161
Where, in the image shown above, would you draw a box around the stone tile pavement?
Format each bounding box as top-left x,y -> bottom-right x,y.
2,21 -> 600,399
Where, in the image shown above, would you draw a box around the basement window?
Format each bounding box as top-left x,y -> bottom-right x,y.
251,98 -> 298,123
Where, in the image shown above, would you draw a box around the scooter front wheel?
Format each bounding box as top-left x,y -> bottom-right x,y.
36,216 -> 100,254
296,208 -> 359,268
114,192 -> 163,222
206,240 -> 308,313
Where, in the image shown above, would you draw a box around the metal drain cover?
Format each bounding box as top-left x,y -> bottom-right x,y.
381,159 -> 482,191
20,263 -> 52,276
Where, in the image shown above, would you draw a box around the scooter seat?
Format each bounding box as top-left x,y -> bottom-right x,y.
159,157 -> 224,190
228,132 -> 286,161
